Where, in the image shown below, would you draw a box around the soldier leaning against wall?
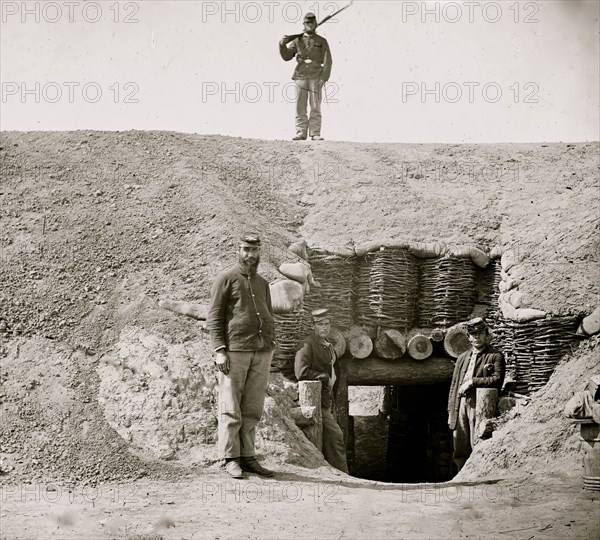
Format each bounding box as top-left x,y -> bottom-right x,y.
447,317 -> 506,472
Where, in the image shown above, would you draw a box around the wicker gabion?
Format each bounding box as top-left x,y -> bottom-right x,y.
301,286 -> 324,336
272,311 -> 305,378
491,316 -> 580,395
418,256 -> 477,327
356,248 -> 419,331
309,249 -> 356,330
481,258 -> 502,315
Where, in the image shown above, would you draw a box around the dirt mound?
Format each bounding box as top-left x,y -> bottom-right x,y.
1,131 -> 598,485
0,336 -> 174,485
458,335 -> 600,481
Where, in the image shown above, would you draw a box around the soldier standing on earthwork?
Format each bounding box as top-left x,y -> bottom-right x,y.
279,12 -> 332,141
207,233 -> 276,479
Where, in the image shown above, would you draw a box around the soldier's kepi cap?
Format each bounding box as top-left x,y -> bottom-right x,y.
466,317 -> 488,334
311,308 -> 331,323
239,233 -> 261,248
303,12 -> 317,23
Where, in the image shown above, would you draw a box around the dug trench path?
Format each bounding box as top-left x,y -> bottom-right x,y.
1,471 -> 599,539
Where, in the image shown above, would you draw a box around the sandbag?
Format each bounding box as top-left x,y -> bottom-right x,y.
289,240 -> 309,261
513,308 -> 546,322
448,245 -> 472,258
269,279 -> 304,314
312,244 -> 355,258
409,242 -> 445,258
470,247 -> 490,268
279,262 -> 316,292
384,240 -> 411,250
490,244 -> 503,259
500,302 -> 516,320
355,241 -> 382,257
564,391 -> 600,423
501,250 -> 516,272
579,307 -> 600,336
508,290 -> 525,309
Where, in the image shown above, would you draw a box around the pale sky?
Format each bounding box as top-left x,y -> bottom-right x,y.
1,0 -> 599,142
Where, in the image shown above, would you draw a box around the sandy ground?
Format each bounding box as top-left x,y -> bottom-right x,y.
2,469 -> 598,540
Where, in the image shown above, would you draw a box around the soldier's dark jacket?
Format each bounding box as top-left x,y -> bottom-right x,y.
447,345 -> 505,431
295,333 -> 340,408
207,264 -> 275,352
279,33 -> 332,82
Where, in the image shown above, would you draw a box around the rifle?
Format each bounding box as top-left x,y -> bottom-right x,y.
283,1 -> 354,42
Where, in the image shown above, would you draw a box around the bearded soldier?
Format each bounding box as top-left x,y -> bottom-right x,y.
207,233 -> 276,478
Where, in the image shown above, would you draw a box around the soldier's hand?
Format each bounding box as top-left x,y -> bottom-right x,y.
215,350 -> 230,375
458,379 -> 473,397
317,372 -> 330,385
280,35 -> 293,46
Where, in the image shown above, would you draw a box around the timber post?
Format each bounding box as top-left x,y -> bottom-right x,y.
475,388 -> 499,442
298,380 -> 323,451
334,357 -> 349,447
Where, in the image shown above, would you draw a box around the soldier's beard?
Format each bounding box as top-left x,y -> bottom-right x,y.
239,255 -> 260,275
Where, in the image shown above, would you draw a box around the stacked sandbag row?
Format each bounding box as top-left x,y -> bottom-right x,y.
492,316 -> 580,395
309,248 -> 356,330
418,256 -> 477,327
355,247 -> 419,331
497,248 -> 547,323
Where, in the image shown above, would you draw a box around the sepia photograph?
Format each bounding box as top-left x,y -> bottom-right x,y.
1,1 -> 599,538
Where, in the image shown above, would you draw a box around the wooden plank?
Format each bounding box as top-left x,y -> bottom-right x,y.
298,381 -> 323,450
475,388 -> 499,441
346,356 -> 455,386
334,357 -> 349,447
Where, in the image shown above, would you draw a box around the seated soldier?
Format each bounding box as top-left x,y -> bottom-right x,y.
295,308 -> 348,472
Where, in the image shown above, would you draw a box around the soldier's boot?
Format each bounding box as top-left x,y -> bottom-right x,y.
240,456 -> 274,477
292,133 -> 307,141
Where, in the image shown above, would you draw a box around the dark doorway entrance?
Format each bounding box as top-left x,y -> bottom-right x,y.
348,383 -> 454,483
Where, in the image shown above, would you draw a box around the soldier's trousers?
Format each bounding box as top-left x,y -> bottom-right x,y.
322,406 -> 349,473
452,393 -> 477,470
295,79 -> 323,137
217,350 -> 273,459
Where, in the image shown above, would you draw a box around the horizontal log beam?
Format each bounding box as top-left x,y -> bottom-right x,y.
346,356 -> 455,386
